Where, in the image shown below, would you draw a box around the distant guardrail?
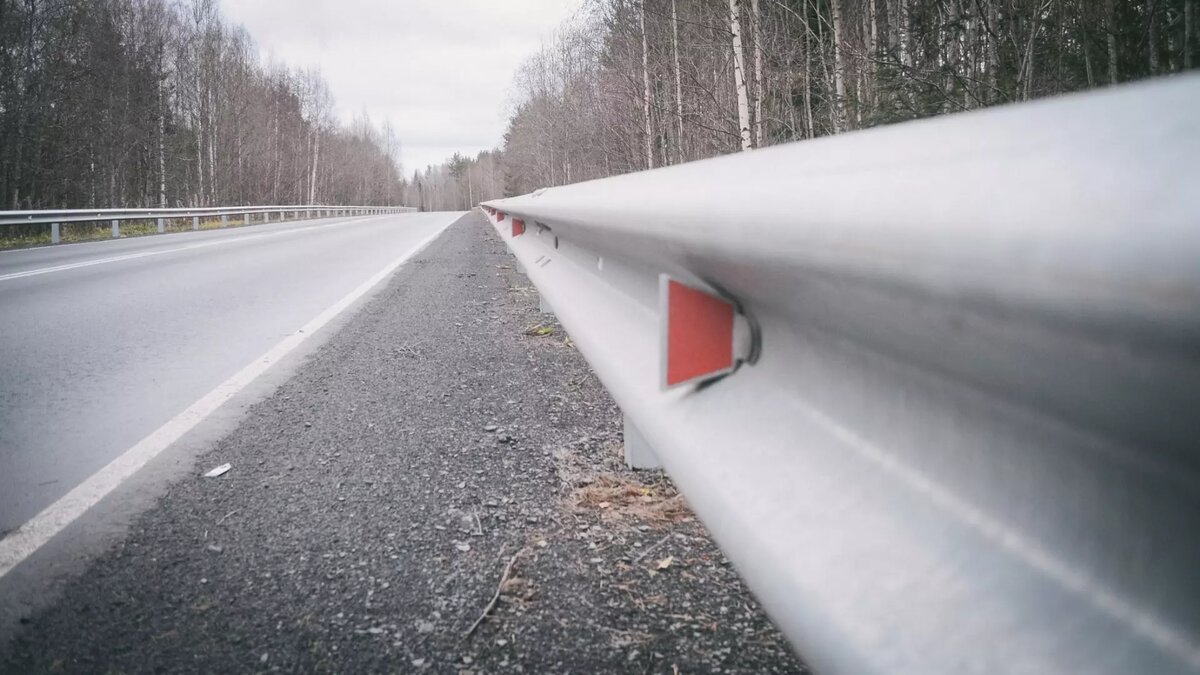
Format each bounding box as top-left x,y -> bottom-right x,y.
483,74 -> 1200,675
0,205 -> 415,244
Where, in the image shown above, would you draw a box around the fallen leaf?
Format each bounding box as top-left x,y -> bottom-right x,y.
656,556 -> 674,570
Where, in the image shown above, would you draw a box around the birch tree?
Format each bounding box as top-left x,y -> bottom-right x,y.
730,0 -> 753,150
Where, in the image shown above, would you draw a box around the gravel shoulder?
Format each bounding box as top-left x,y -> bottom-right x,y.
1,211 -> 807,674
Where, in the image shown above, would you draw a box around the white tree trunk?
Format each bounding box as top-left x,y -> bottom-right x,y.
671,0 -> 686,163
308,131 -> 320,205
641,2 -> 655,169
830,0 -> 848,132
157,72 -> 167,208
729,0 -> 753,151
867,0 -> 878,111
988,0 -> 1000,101
750,0 -> 764,148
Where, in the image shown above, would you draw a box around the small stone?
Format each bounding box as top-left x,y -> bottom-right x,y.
455,542 -> 471,552
483,425 -> 498,432
367,627 -> 384,635
589,557 -> 604,564
412,658 -> 426,667
200,578 -> 208,585
206,544 -> 224,554
496,639 -> 508,646
304,422 -> 312,428
416,621 -> 435,634
261,653 -> 269,663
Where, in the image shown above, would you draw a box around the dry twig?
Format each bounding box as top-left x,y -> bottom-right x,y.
465,547 -> 529,638
632,533 -> 671,564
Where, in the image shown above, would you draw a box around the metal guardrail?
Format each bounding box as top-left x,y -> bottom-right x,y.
0,205 -> 414,244
483,74 -> 1200,674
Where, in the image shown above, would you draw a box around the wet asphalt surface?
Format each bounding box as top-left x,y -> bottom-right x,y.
0,212 -> 806,674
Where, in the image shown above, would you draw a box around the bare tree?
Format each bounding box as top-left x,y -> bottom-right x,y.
730,0 -> 753,150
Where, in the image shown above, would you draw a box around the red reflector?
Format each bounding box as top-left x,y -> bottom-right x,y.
661,277 -> 735,388
496,211 -> 505,221
512,218 -> 525,237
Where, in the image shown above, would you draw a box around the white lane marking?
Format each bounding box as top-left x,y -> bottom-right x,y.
0,217 -> 454,578
0,216 -> 381,283
794,401 -> 1200,670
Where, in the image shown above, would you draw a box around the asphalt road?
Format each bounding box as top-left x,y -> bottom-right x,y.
0,213 -> 459,536
0,211 -> 804,673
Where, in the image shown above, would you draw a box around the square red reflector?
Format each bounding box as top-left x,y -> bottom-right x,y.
661,276 -> 735,388
512,218 -> 525,237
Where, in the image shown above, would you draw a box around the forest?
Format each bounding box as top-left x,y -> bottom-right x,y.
422,0 -> 1197,210
3,1 -> 1196,213
0,0 -> 405,210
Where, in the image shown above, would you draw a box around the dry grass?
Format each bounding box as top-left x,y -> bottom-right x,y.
569,471 -> 693,527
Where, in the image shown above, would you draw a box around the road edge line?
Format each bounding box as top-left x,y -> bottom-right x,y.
0,218 -> 453,578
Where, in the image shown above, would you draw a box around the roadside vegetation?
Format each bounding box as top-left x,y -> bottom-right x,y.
416,0 -> 1198,210
0,216 -> 278,251
0,0 -> 406,214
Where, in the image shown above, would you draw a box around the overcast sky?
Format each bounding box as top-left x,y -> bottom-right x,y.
220,0 -> 583,174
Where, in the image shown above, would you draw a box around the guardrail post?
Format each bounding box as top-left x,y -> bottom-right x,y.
220,214 -> 228,228
623,417 -> 660,470
111,219 -> 120,238
51,222 -> 60,244
539,294 -> 555,316
157,217 -> 165,234
192,216 -> 199,231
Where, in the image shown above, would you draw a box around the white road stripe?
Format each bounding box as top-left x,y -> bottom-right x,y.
0,217 -> 376,283
0,218 -> 453,578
